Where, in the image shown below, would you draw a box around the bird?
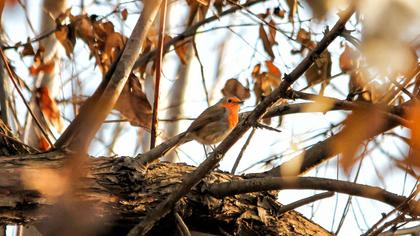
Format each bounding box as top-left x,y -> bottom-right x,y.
164,96 -> 243,155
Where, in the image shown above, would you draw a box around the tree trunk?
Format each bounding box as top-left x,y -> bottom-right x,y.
0,152 -> 330,236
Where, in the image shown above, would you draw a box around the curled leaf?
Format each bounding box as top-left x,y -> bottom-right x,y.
259,24 -> 275,59
221,79 -> 250,100
115,74 -> 152,129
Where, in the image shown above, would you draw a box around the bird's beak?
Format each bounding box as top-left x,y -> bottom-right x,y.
236,100 -> 244,104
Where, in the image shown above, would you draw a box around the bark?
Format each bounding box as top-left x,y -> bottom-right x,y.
0,151 -> 331,236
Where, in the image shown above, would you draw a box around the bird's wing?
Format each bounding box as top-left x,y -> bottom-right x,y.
186,105 -> 226,133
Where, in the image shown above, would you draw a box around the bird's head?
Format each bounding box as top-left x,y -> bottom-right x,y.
220,96 -> 243,112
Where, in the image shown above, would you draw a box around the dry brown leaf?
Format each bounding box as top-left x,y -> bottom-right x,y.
38,136 -> 51,151
21,39 -> 35,56
174,40 -> 189,65
252,63 -> 261,78
74,15 -> 94,41
221,79 -> 250,100
305,50 -> 331,87
339,45 -> 360,73
55,25 -> 76,57
103,32 -> 124,65
214,0 -> 224,15
121,8 -> 128,21
405,102 -> 420,169
274,7 -> 285,18
37,86 -> 63,132
115,74 -> 152,129
265,60 -> 281,78
29,60 -> 56,76
297,28 -> 311,45
259,24 -> 275,59
268,19 -> 277,46
332,107 -> 386,174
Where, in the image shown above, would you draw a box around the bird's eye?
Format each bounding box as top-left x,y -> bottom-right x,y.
227,98 -> 232,103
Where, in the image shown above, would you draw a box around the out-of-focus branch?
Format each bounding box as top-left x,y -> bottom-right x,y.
55,0 -> 163,152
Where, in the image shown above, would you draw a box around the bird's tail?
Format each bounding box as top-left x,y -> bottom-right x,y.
137,132 -> 192,164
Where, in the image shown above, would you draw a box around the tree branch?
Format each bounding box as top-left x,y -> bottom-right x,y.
205,177 -> 419,216
0,152 -> 331,235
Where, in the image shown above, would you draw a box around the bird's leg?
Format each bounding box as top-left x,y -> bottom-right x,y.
203,144 -> 220,169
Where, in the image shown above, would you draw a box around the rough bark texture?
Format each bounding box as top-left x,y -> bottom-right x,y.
0,152 -> 330,236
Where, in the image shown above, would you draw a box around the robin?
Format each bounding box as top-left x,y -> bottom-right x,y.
165,96 -> 243,155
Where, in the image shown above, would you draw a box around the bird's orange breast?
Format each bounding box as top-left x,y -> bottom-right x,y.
223,104 -> 240,129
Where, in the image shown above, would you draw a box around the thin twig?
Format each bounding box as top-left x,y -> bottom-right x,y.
277,191 -> 334,215
0,48 -> 54,147
192,37 -> 210,106
231,128 -> 256,174
150,0 -> 168,149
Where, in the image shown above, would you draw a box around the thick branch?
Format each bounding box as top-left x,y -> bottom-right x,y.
205,177 -> 419,216
55,0 -> 162,152
131,6 -> 355,235
0,152 -> 331,236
